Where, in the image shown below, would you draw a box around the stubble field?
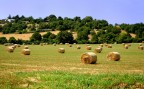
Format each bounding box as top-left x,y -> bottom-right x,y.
0,43 -> 144,89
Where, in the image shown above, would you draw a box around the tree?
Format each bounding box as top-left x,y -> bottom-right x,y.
91,34 -> 98,44
76,26 -> 90,43
30,32 -> 42,42
56,31 -> 74,44
9,37 -> 17,43
0,37 -> 7,44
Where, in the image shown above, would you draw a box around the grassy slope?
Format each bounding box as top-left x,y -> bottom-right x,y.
0,44 -> 144,88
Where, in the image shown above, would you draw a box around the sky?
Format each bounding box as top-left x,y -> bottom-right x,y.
0,0 -> 144,24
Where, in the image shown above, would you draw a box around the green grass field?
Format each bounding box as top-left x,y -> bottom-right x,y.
0,43 -> 144,89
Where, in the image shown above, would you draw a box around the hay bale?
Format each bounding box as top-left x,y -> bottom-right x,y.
86,46 -> 92,50
24,46 -> 29,49
7,46 -> 14,53
69,44 -> 72,47
127,43 -> 131,46
81,52 -> 97,64
138,46 -> 143,50
22,49 -> 30,55
139,43 -> 143,46
40,43 -> 43,46
99,44 -> 103,47
53,43 -> 56,46
95,47 -> 102,53
65,43 -> 69,45
58,48 -> 65,53
17,44 -> 21,47
107,52 -> 120,61
124,45 -> 128,49
122,43 -> 125,46
77,45 -> 81,49
107,45 -> 112,48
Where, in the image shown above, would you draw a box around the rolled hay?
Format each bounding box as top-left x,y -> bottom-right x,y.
40,43 -> 43,46
60,43 -> 63,45
81,52 -> 97,64
22,49 -> 30,55
17,44 -> 21,47
95,47 -> 102,53
139,43 -> 143,46
7,46 -> 14,53
122,43 -> 125,46
86,46 -> 92,50
99,44 -> 103,47
124,45 -> 128,49
77,45 -> 81,49
65,43 -> 69,45
53,43 -> 56,46
24,46 -> 29,49
107,45 -> 112,48
69,44 -> 72,47
107,52 -> 120,61
104,43 -> 108,47
58,48 -> 65,53
138,46 -> 143,50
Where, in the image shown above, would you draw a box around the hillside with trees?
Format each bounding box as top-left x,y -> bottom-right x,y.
0,14 -> 144,44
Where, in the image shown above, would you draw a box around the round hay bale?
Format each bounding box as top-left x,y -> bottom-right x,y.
99,44 -> 103,47
95,47 -> 102,53
14,44 -> 18,48
107,52 -> 120,61
128,43 -> 131,46
40,43 -> 43,46
124,45 -> 128,49
60,43 -> 63,45
86,46 -> 92,50
22,49 -> 30,55
77,45 -> 81,49
7,46 -> 14,53
139,43 -> 143,46
53,43 -> 56,46
138,46 -> 143,50
107,45 -> 112,48
58,48 -> 65,53
65,43 -> 69,45
69,44 -> 72,47
24,46 -> 29,49
122,43 -> 125,46
17,44 -> 21,47
81,52 -> 97,64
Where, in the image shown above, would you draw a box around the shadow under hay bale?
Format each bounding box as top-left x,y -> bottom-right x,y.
95,47 -> 102,53
22,49 -> 30,55
107,52 -> 120,61
58,48 -> 65,53
81,52 -> 97,64
86,46 -> 92,50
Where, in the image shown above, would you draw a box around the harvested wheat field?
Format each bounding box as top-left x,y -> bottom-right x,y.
0,43 -> 144,88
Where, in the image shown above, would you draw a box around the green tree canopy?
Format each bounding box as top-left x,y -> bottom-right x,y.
56,31 -> 74,44
30,32 -> 42,42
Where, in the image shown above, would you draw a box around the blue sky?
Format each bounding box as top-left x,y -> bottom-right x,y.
0,0 -> 144,24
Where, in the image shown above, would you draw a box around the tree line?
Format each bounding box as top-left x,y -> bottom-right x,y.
0,14 -> 144,44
